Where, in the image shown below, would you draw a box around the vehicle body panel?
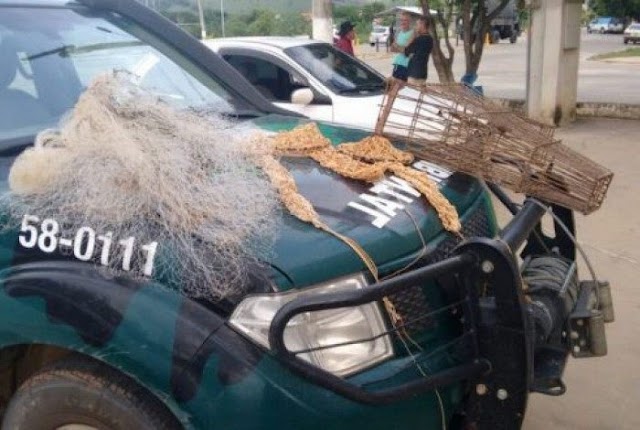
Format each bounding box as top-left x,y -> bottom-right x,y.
369,26 -> 390,45
624,24 -> 640,43
0,114 -> 496,429
588,17 -> 625,33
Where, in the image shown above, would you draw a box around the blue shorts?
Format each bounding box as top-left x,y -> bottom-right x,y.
392,65 -> 409,81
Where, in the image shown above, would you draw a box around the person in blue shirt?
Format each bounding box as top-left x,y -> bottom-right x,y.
390,12 -> 414,82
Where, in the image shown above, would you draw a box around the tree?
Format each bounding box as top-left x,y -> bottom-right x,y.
334,2 -> 386,41
419,0 -> 511,83
419,0 -> 456,83
247,9 -> 277,35
361,2 -> 387,24
590,0 -> 640,20
461,0 -> 512,78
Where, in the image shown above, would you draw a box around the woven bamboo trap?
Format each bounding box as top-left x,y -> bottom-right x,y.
375,82 -> 613,214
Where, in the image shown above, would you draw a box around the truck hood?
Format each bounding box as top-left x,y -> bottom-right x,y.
253,115 -> 488,289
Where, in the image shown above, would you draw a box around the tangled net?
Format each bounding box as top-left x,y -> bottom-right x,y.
269,123 -> 461,237
5,73 -> 461,305
6,73 -> 280,301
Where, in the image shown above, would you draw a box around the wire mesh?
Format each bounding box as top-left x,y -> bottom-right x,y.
375,82 -> 613,214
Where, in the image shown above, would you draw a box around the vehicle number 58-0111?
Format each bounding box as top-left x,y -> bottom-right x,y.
18,215 -> 158,277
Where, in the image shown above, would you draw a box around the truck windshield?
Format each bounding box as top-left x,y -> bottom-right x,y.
0,6 -> 245,147
285,43 -> 385,95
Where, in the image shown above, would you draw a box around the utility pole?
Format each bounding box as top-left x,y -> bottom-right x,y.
196,0 -> 207,40
312,0 -> 333,42
221,0 -> 226,37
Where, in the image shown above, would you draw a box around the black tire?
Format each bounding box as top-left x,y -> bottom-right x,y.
624,38 -> 629,44
1,356 -> 182,430
509,33 -> 517,44
491,30 -> 501,44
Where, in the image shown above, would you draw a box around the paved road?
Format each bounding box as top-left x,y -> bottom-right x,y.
487,118 -> 640,430
362,31 -> 640,104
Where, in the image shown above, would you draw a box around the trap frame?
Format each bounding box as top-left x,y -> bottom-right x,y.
375,82 -> 613,214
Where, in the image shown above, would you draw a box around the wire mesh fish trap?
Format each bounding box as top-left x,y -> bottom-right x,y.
375,82 -> 613,214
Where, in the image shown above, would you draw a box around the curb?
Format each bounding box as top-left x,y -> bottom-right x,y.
492,98 -> 640,121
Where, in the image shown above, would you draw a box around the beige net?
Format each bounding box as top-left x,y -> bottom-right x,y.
6,73 -> 281,301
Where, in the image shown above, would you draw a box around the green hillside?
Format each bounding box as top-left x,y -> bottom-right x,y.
204,0 -> 310,14
155,0 -> 410,15
181,0 -> 408,14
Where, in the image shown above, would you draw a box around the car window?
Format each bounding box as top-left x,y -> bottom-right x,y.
0,6 -> 242,145
630,24 -> 640,30
223,54 -> 307,103
286,43 -> 384,96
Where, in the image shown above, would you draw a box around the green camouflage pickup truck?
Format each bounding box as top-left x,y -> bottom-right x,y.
0,1 -> 613,429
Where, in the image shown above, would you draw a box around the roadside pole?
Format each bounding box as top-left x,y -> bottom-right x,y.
221,0 -> 226,37
312,0 -> 333,43
196,0 -> 207,40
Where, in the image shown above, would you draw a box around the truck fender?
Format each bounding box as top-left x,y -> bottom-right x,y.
0,261 -> 263,425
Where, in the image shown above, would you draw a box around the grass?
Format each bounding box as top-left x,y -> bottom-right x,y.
590,47 -> 640,61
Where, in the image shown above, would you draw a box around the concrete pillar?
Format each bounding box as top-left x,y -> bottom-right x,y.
526,0 -> 582,125
312,0 -> 333,43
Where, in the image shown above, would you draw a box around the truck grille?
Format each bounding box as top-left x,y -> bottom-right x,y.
387,203 -> 492,335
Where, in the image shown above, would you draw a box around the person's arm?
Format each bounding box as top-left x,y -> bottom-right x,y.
404,37 -> 417,56
405,35 -> 427,56
425,35 -> 434,56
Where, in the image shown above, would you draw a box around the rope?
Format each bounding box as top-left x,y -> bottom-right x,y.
259,155 -> 379,281
270,123 -> 461,235
266,122 -> 463,336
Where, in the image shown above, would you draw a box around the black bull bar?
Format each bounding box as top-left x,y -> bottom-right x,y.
268,200 -> 548,406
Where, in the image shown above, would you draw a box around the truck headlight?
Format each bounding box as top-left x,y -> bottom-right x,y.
229,274 -> 394,377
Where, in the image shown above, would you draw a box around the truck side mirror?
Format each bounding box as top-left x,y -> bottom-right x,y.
291,88 -> 314,106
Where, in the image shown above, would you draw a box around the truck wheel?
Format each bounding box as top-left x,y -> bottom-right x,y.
624,38 -> 629,44
490,30 -> 500,44
509,33 -> 517,44
1,356 -> 181,430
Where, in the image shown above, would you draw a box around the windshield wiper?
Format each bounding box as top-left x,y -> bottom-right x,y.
231,110 -> 263,119
27,41 -> 144,61
27,44 -> 75,61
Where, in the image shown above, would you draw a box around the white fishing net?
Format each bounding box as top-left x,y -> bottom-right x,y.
6,72 -> 281,301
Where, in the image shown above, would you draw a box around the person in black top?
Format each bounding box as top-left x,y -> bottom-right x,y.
404,17 -> 433,87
